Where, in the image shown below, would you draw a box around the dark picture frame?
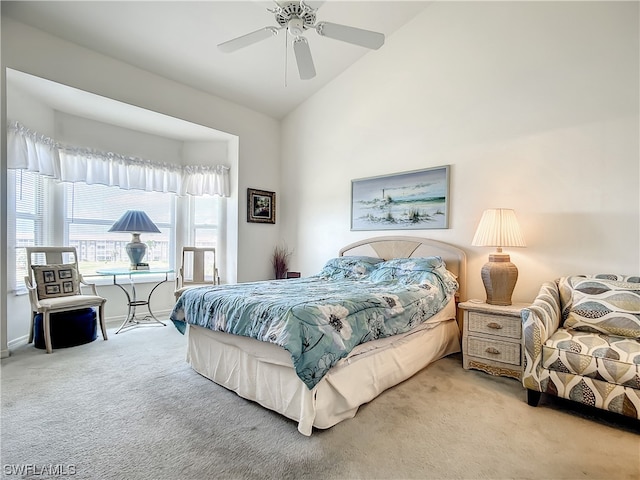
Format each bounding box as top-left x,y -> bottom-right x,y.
247,188 -> 276,224
351,165 -> 450,231
58,268 -> 73,279
43,270 -> 56,283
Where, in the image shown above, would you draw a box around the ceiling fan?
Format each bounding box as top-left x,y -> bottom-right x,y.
217,0 -> 385,80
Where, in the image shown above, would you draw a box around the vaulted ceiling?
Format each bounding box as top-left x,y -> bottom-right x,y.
3,1 -> 428,120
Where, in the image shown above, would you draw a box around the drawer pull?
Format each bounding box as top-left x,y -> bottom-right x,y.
487,322 -> 503,329
485,347 -> 501,355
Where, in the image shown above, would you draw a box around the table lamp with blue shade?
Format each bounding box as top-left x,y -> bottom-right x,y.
108,210 -> 161,269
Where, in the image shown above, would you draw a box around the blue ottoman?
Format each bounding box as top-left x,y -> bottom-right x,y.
34,308 -> 98,350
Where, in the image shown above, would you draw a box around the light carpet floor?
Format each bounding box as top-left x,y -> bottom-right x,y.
1,324 -> 638,480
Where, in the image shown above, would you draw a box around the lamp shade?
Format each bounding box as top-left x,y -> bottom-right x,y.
472,209 -> 525,306
109,211 -> 160,268
472,209 -> 526,249
108,210 -> 161,234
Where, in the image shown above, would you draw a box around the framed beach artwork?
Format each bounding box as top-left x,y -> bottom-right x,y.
247,188 -> 276,224
351,166 -> 450,231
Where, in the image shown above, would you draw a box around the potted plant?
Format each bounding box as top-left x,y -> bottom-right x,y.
272,244 -> 292,280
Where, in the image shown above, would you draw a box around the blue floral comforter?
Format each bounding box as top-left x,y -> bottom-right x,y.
170,256 -> 458,389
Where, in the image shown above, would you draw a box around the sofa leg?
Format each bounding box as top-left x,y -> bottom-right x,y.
527,389 -> 542,407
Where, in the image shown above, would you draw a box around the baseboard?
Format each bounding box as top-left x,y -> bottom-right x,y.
1,348 -> 11,358
7,335 -> 29,351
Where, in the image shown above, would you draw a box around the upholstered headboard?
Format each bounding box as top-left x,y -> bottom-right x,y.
339,236 -> 467,301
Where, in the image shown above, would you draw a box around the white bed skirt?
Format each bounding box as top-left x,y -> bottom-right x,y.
186,299 -> 461,435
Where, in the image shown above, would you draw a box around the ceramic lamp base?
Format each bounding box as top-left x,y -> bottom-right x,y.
125,233 -> 147,268
480,253 -> 518,306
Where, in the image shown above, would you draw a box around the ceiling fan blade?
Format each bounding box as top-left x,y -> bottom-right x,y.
218,27 -> 279,53
293,37 -> 316,80
315,21 -> 384,50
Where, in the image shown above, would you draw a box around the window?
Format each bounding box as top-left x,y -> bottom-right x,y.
192,195 -> 220,248
10,170 -> 53,292
9,172 -> 179,292
64,182 -> 175,275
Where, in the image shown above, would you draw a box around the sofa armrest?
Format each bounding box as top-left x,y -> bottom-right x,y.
521,281 -> 561,391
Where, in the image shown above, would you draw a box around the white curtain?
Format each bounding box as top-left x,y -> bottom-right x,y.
7,121 -> 230,197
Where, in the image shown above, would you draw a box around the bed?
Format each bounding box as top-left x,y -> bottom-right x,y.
170,236 -> 467,435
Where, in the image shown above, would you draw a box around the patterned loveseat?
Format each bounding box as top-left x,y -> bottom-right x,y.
522,274 -> 640,419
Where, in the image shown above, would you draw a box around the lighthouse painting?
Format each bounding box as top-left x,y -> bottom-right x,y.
351,166 -> 450,231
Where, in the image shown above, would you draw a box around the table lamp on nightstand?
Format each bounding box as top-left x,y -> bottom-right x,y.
471,208 -> 526,306
108,210 -> 161,270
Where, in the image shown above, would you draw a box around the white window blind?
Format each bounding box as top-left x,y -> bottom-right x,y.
64,182 -> 175,275
193,195 -> 220,248
9,170 -> 54,293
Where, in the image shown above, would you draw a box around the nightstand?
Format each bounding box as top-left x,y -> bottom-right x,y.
459,301 -> 529,380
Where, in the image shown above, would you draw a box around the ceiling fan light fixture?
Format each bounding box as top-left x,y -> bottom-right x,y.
288,17 -> 305,36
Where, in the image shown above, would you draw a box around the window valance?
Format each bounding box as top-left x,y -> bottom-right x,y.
7,121 -> 230,197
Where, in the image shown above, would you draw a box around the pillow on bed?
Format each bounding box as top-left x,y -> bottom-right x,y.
368,257 -> 445,282
317,256 -> 383,280
564,278 -> 640,338
369,256 -> 458,292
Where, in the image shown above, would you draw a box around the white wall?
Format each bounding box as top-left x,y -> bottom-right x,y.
2,17 -> 282,349
281,1 -> 640,303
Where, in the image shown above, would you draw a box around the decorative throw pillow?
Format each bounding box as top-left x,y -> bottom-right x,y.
368,256 -> 445,283
368,256 -> 458,295
559,274 -> 640,321
564,277 -> 640,338
316,256 -> 383,280
32,264 -> 80,300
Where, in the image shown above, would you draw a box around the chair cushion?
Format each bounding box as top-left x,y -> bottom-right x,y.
542,328 -> 640,389
564,277 -> 640,338
36,294 -> 105,311
32,264 -> 80,299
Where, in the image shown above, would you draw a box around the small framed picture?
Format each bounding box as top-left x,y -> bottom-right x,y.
247,188 -> 276,224
45,284 -> 61,295
43,270 -> 56,283
62,281 -> 75,294
58,269 -> 74,280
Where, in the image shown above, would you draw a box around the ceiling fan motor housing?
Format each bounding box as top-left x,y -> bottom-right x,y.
275,2 -> 317,30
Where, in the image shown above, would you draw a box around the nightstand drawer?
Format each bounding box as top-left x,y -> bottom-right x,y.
468,312 -> 521,340
467,337 -> 521,366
